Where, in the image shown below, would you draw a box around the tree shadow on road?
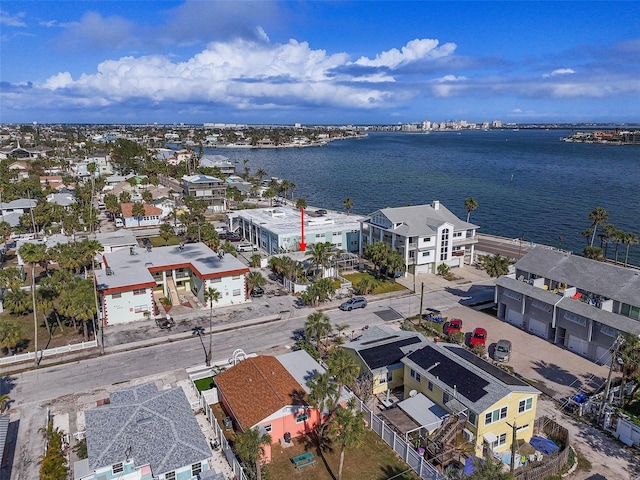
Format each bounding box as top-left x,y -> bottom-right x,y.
531,360 -> 581,392
573,423 -> 640,478
444,284 -> 495,305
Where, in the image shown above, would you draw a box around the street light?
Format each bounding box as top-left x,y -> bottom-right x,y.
192,326 -> 209,366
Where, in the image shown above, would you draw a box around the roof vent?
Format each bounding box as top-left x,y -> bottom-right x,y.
106,267 -> 113,276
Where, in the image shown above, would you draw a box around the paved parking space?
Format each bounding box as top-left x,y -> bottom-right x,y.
439,305 -> 611,400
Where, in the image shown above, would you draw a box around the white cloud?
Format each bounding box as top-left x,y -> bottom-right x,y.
41,37 -> 399,109
542,68 -> 576,78
354,38 -> 456,69
0,10 -> 26,27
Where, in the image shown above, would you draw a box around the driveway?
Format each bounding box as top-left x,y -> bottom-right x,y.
440,306 -> 639,480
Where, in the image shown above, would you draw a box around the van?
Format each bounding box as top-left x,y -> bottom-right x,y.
237,243 -> 257,252
114,218 -> 124,228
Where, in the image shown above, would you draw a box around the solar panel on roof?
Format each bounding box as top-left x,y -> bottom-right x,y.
445,346 -> 528,386
360,336 -> 421,370
361,335 -> 399,346
408,347 -> 489,403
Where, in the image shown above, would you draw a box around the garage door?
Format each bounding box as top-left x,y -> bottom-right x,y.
567,335 -> 589,356
528,318 -> 548,338
595,346 -> 612,366
506,309 -> 524,328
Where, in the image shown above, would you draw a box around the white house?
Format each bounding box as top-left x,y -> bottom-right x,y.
120,203 -> 163,228
359,200 -> 479,274
95,243 -> 249,325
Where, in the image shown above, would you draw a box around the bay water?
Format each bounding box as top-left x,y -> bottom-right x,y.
208,130 -> 640,266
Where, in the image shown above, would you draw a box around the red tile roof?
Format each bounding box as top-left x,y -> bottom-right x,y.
215,356 -> 306,430
120,202 -> 162,218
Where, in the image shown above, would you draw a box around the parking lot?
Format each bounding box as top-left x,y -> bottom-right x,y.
440,305 -> 610,400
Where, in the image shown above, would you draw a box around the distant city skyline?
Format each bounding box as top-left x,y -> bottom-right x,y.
1,1 -> 640,125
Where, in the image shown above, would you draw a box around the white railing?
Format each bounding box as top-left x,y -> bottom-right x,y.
355,397 -> 445,480
0,340 -> 98,366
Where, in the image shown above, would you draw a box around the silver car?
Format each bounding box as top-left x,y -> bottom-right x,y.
494,339 -> 512,362
339,297 -> 367,311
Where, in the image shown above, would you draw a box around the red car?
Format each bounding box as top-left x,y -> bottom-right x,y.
444,318 -> 463,335
470,327 -> 487,347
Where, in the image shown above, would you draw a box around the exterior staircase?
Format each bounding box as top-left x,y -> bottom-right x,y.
166,276 -> 180,305
426,415 -> 467,465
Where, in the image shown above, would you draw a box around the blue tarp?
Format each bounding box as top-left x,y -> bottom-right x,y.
530,436 -> 560,455
464,456 -> 479,475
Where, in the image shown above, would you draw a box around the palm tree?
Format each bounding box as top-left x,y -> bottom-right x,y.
327,348 -> 360,395
295,198 -> 307,210
602,223 -> 616,259
583,245 -> 604,261
255,168 -> 267,183
477,254 -> 512,277
204,287 -> 221,366
262,188 -> 276,206
19,242 -> 46,365
464,197 -> 479,223
328,399 -> 366,480
343,197 -> 354,215
249,253 -> 262,268
234,427 -> 272,480
103,193 -> 120,220
588,206 -> 609,247
305,242 -> 333,280
159,223 -> 174,245
0,320 -> 22,354
119,191 -> 131,204
305,312 -> 332,353
132,201 -> 146,227
623,232 -> 638,267
612,228 -> 626,264
307,371 -> 339,447
141,189 -> 153,203
0,393 -> 10,413
618,333 -> 640,408
246,271 -> 266,296
468,456 -> 514,480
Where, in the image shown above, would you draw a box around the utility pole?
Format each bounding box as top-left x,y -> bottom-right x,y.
419,283 -> 424,325
506,419 -> 518,474
599,334 -> 624,422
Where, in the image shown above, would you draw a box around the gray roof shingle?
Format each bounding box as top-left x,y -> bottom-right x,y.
85,383 -> 210,476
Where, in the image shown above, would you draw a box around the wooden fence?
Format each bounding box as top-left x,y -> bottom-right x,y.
514,416 -> 570,480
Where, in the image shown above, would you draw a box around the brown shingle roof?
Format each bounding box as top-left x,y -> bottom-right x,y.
120,202 -> 162,218
215,356 -> 306,430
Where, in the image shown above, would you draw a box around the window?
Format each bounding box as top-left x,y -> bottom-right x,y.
233,289 -> 241,296
112,463 -> 124,474
564,311 -> 587,326
621,304 -> 640,320
132,288 -> 146,296
191,463 -> 202,476
210,277 -> 222,283
134,305 -> 148,313
111,293 -> 121,299
600,325 -> 617,337
531,299 -> 552,312
295,413 -> 309,423
165,472 -> 176,480
410,369 -> 421,383
518,397 -> 533,413
491,433 -> 507,449
427,381 -> 433,391
484,406 -> 508,425
232,275 -> 240,280
468,412 -> 477,426
422,251 -> 431,257
517,424 -> 530,432
264,424 -> 272,432
504,290 -> 522,301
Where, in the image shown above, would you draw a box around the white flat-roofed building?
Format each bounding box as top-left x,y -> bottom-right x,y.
229,206 -> 362,255
95,243 -> 249,326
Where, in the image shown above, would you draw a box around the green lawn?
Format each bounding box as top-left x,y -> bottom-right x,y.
193,377 -> 215,392
149,235 -> 181,247
342,272 -> 406,294
267,430 -> 419,480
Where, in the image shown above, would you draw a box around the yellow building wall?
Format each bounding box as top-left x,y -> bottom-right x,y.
403,365 -> 539,457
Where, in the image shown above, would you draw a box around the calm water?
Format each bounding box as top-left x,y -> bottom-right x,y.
208,130 -> 640,266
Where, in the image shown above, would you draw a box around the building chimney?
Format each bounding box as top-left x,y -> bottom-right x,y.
432,200 -> 440,210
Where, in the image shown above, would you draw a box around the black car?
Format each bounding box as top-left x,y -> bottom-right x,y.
315,209 -> 328,215
250,286 -> 265,298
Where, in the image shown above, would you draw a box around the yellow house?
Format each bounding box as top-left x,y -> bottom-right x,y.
340,326 -> 430,397
401,342 -> 540,458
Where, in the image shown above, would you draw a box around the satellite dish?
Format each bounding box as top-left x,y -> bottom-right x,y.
409,389 -> 417,398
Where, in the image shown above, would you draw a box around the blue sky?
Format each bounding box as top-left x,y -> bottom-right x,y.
1,1 -> 639,125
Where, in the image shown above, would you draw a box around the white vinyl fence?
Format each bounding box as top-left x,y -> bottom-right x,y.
355,397 -> 445,480
0,340 -> 98,366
